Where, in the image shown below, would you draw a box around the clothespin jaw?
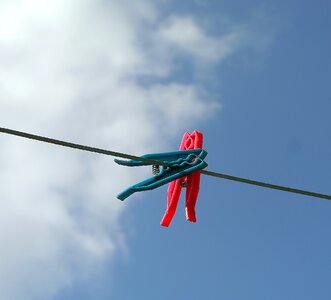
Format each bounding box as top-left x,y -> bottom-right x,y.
114,149 -> 208,201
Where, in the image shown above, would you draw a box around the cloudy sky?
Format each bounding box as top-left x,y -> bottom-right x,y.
0,0 -> 330,299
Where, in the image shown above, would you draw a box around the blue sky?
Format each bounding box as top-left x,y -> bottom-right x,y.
105,1 -> 331,299
0,0 -> 330,299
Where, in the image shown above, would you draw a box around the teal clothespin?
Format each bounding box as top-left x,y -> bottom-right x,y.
114,149 -> 208,200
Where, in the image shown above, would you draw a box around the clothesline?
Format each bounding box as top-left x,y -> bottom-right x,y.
0,126 -> 330,201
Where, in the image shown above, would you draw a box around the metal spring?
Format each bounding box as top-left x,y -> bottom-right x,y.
152,165 -> 160,175
180,179 -> 187,188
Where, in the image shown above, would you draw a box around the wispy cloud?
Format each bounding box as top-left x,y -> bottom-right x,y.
0,0 -> 271,299
158,16 -> 239,62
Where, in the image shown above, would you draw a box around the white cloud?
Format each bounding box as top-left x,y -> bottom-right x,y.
0,0 -> 265,299
158,16 -> 239,62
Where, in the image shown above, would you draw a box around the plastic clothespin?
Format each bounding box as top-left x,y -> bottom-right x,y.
114,149 -> 208,201
160,131 -> 204,227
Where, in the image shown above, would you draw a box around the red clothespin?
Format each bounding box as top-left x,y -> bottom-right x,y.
160,130 -> 203,227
